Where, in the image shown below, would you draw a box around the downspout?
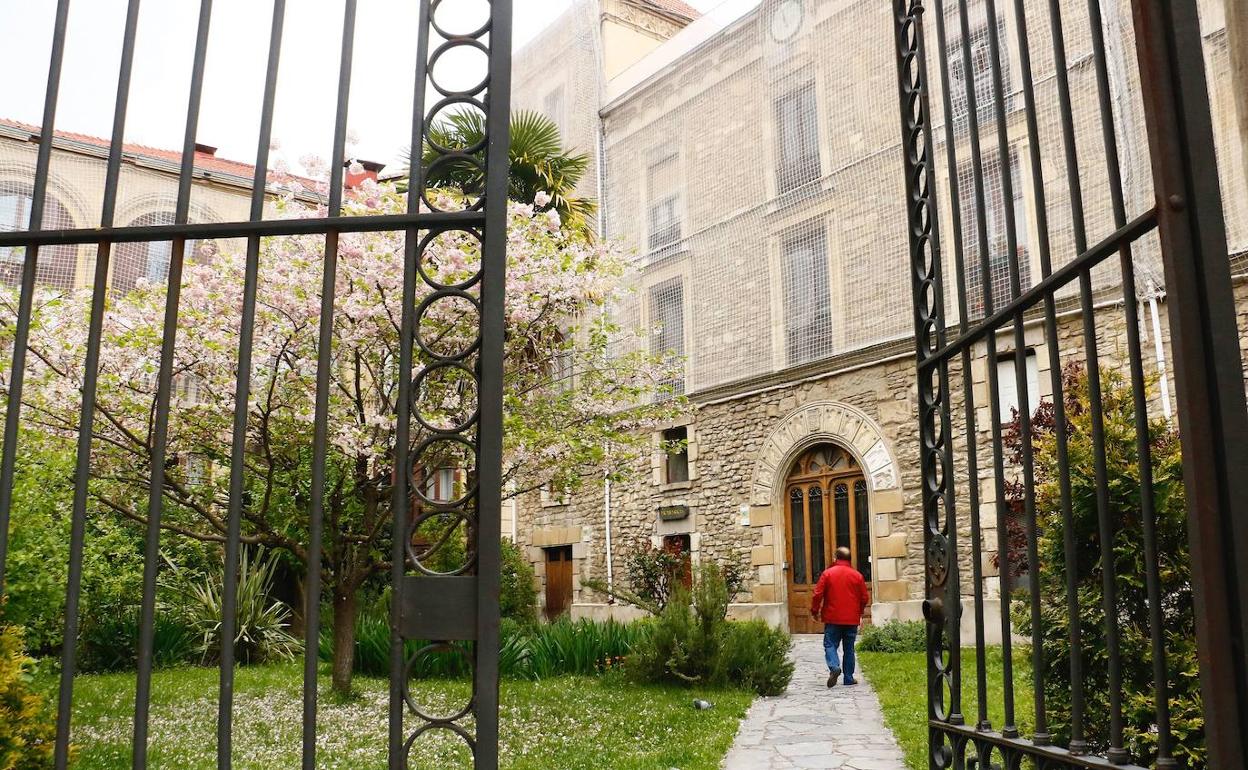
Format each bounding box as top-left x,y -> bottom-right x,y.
596,40 -> 613,596
1147,284 -> 1173,420
604,469 -> 614,597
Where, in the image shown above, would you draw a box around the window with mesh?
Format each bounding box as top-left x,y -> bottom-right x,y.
649,277 -> 685,397
647,154 -> 681,251
958,150 -> 1030,317
113,212 -> 211,295
945,11 -> 1012,135
774,81 -> 821,194
663,425 -> 689,484
543,84 -> 566,132
781,221 -> 833,366
995,349 -> 1040,424
0,181 -> 78,290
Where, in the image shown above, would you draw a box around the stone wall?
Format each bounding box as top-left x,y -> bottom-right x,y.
515,276 -> 1248,638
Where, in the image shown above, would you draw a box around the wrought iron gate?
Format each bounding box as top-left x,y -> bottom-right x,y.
894,0 -> 1248,768
0,0 -> 510,767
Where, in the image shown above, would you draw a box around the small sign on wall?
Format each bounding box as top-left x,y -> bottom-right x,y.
658,504 -> 689,522
739,504 -> 750,526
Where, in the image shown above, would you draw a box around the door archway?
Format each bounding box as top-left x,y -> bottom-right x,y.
784,443 -> 872,633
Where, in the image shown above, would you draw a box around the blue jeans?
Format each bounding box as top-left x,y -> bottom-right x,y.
823,623 -> 858,682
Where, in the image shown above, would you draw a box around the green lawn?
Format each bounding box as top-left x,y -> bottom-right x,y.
39,663 -> 753,769
860,647 -> 1035,770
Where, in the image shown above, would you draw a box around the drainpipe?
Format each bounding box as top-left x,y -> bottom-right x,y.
1147,287 -> 1173,420
604,469 -> 614,599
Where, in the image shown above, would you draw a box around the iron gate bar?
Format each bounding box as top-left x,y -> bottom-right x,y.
388,0 -> 433,758
1084,0 -> 1174,758
475,0 -> 511,760
299,2 -> 357,767
937,723 -> 1154,770
1004,0 -> 1061,746
0,210 -> 488,247
215,0 -> 286,766
929,0 -> 982,732
1038,0 -> 1090,750
1128,0 -> 1248,766
0,0 -> 71,596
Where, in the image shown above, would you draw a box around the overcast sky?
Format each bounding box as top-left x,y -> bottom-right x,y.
0,0 -> 718,175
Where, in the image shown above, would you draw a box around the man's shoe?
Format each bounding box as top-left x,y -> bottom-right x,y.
827,668 -> 840,688
843,678 -> 858,686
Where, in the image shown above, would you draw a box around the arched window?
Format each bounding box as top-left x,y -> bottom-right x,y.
113,212 -> 210,295
0,181 -> 78,290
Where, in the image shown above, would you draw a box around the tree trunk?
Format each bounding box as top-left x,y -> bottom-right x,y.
331,588 -> 359,694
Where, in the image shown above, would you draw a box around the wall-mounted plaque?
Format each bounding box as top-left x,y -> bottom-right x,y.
658,504 -> 689,522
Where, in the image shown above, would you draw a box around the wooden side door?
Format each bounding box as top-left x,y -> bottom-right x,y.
544,545 -> 573,620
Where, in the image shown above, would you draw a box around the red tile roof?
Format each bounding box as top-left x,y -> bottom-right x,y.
636,0 -> 701,22
0,118 -> 316,188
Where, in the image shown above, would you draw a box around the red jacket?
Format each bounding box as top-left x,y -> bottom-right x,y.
810,559 -> 871,626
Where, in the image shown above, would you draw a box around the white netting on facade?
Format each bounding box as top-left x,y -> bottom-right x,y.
509,0 -> 1247,396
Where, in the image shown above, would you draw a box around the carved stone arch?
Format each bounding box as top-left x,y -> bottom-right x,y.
751,400 -> 901,508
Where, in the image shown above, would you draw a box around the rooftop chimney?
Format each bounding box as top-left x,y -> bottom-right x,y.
194,143 -> 217,156
345,159 -> 385,189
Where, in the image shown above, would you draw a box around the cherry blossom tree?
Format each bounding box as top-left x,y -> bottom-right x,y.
2,183 -> 679,691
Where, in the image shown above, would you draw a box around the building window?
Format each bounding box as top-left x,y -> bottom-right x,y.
996,349 -> 1040,423
647,154 -> 681,251
541,479 -> 570,506
114,212 -> 212,295
774,82 -> 821,194
663,426 -> 689,484
543,85 -> 566,130
945,15 -> 1012,132
0,181 -> 77,290
958,151 -> 1029,318
424,467 -> 458,503
649,278 -> 685,397
781,222 -> 833,366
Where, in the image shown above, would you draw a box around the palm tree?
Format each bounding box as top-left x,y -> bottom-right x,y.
407,109 -> 597,234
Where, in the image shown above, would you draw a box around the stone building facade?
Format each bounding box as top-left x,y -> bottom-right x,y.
509,0 -> 1248,634
0,118 -> 323,292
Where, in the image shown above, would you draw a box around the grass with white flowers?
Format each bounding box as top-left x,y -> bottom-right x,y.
42,662 -> 752,769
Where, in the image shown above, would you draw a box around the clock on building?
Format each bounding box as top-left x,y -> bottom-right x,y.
770,0 -> 804,42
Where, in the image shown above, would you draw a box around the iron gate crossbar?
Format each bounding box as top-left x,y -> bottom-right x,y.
0,211 -> 488,246
894,0 -> 1248,768
0,0 -> 511,768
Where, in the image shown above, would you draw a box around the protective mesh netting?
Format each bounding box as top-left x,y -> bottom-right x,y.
0,0 -> 1243,395
511,0 -> 1247,395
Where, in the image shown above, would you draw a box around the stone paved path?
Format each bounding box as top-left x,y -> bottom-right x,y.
721,635 -> 907,770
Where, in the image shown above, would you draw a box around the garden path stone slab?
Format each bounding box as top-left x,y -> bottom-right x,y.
722,635 -> 906,770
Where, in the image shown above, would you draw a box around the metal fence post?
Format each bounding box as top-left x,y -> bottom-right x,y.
1127,1 -> 1248,767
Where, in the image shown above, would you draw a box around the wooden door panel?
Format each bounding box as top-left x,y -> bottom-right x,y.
544,546 -> 573,620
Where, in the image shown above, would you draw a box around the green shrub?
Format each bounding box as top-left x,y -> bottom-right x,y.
857,620 -> 926,653
0,622 -> 56,769
629,562 -> 793,696
524,617 -> 638,679
717,619 -> 794,696
1008,364 -> 1202,767
163,547 -> 301,665
329,598 -> 643,680
78,607 -> 199,673
500,539 -> 538,626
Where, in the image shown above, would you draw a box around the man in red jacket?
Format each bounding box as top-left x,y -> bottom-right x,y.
810,546 -> 871,687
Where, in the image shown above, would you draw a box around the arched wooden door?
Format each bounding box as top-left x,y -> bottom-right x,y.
785,444 -> 872,633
